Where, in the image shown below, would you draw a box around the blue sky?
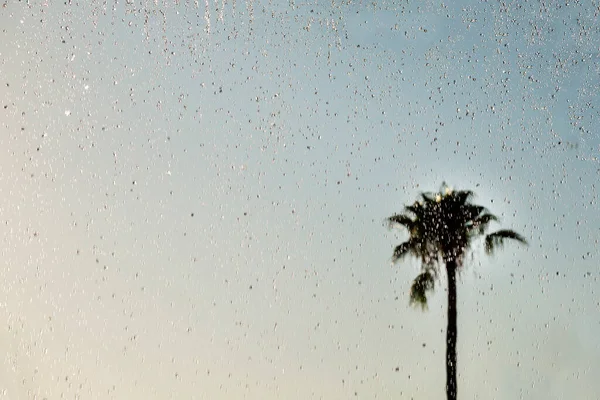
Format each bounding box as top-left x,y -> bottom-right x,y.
1,1 -> 599,399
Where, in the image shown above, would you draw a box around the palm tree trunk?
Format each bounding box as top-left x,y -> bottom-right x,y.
446,259 -> 458,400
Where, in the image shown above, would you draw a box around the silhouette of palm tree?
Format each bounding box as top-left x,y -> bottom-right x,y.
387,183 -> 527,400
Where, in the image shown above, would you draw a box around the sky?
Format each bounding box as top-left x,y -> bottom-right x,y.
0,0 -> 599,399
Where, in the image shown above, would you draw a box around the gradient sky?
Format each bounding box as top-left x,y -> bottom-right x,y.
1,1 -> 599,399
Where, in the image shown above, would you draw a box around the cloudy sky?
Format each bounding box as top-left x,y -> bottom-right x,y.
1,1 -> 599,399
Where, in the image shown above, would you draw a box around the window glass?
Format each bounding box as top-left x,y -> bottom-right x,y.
1,1 -> 598,398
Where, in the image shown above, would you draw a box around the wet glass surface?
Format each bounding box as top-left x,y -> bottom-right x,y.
1,1 -> 598,398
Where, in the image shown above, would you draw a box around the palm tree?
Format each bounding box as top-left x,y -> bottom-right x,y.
387,183 -> 527,400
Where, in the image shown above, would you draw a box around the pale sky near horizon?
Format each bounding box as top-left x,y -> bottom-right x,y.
1,1 -> 599,399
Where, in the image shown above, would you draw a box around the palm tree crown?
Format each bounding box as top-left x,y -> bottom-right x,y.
387,183 -> 527,308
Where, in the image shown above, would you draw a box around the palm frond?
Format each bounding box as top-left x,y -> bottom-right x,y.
387,214 -> 415,230
473,213 -> 499,225
463,205 -> 487,219
450,189 -> 475,205
404,202 -> 425,217
420,192 -> 437,204
485,229 -> 528,255
468,213 -> 499,234
409,270 -> 436,310
392,240 -> 416,263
